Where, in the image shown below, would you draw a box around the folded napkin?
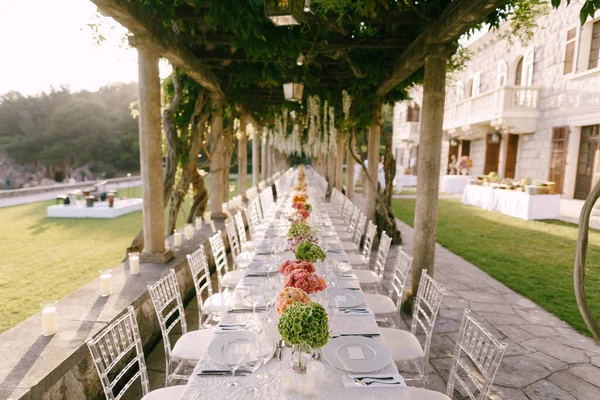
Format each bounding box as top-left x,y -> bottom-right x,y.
342,374 -> 406,389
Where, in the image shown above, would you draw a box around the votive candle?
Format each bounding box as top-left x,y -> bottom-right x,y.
41,301 -> 58,336
174,230 -> 182,247
129,252 -> 140,275
99,269 -> 112,296
282,370 -> 296,393
307,361 -> 325,387
301,373 -> 315,397
195,217 -> 203,230
209,220 -> 217,233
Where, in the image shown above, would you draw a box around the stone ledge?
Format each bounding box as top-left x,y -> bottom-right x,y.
0,219 -> 230,400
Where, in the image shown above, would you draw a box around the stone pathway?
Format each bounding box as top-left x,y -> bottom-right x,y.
393,219 -> 600,399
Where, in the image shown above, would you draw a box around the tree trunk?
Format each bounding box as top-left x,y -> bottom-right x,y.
376,130 -> 401,244
346,134 -> 356,200
405,46 -> 449,308
365,109 -> 381,222
335,132 -> 344,191
209,96 -> 226,218
239,113 -> 248,195
252,127 -> 260,187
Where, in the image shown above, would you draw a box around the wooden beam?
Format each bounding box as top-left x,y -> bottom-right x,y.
376,0 -> 504,97
91,0 -> 224,98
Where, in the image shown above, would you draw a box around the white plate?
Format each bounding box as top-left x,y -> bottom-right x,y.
207,331 -> 256,365
323,336 -> 391,373
337,262 -> 352,273
327,288 -> 365,308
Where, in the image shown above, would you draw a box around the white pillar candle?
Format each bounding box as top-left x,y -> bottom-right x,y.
99,270 -> 112,296
174,230 -> 182,247
129,252 -> 140,275
204,212 -> 212,223
282,370 -> 296,393
195,217 -> 203,230
41,302 -> 58,336
301,373 -> 315,397
307,361 -> 325,387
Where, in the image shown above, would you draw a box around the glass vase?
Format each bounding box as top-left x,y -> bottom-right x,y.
290,344 -> 311,374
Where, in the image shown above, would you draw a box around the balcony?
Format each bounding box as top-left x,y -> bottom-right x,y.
443,86 -> 540,135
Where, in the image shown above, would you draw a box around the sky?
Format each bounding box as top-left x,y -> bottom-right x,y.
0,0 -> 170,96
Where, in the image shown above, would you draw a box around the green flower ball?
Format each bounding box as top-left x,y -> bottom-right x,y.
287,222 -> 313,239
278,302 -> 329,349
295,240 -> 326,263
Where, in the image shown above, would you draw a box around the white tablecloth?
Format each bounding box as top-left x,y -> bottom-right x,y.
181,181 -> 410,400
403,175 -> 417,187
441,175 -> 470,195
461,185 -> 561,220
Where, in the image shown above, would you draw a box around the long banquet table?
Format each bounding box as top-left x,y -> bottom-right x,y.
181,174 -> 409,399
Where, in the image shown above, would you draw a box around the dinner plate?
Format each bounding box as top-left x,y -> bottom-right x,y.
337,262 -> 352,273
328,287 -> 365,308
323,336 -> 391,373
207,331 -> 256,365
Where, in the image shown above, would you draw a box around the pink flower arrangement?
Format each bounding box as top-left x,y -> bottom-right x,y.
275,287 -> 310,315
284,270 -> 327,294
292,202 -> 307,211
279,260 -> 316,276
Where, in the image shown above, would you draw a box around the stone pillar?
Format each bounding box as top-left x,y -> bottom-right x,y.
261,131 -> 268,181
335,132 -> 344,191
346,135 -> 356,200
238,113 -> 248,195
327,152 -> 335,190
131,36 -> 172,263
252,127 -> 260,187
365,111 -> 381,222
411,45 -> 451,291
209,96 -> 226,218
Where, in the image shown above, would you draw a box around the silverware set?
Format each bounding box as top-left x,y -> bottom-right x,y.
198,369 -> 251,377
330,333 -> 380,338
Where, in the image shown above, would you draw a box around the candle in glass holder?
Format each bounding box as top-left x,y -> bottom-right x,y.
174,230 -> 182,247
204,211 -> 212,223
99,269 -> 112,296
282,370 -> 296,393
301,373 -> 315,396
184,224 -> 195,240
195,217 -> 203,230
41,301 -> 58,336
129,252 -> 140,275
307,361 -> 325,387
209,220 -> 217,233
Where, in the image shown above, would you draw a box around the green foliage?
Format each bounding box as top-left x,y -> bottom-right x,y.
295,239 -> 326,262
278,301 -> 329,348
288,222 -> 314,238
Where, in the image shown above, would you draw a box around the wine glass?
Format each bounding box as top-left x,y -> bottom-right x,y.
245,284 -> 264,320
255,334 -> 277,392
242,342 -> 262,395
327,293 -> 341,336
223,340 -> 245,390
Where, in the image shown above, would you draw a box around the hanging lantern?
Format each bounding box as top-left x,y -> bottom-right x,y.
450,138 -> 458,147
303,0 -> 310,12
283,82 -> 304,102
265,0 -> 304,26
296,53 -> 305,66
490,132 -> 501,144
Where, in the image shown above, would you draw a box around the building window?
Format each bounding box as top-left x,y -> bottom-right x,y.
515,57 -> 523,86
407,104 -> 420,122
465,79 -> 473,98
497,62 -> 508,87
590,21 -> 600,69
564,28 -> 577,74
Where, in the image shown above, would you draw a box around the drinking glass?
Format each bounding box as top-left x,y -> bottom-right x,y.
245,284 -> 264,320
242,342 -> 262,395
223,340 -> 245,390
327,294 -> 341,336
255,334 -> 277,393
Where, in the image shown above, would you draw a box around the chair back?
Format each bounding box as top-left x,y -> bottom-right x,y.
234,212 -> 248,245
186,246 -> 213,321
361,221 -> 377,258
411,271 -> 446,370
446,310 -> 507,400
87,307 -> 149,400
390,248 -> 413,316
347,206 -> 360,234
225,219 -> 241,258
147,269 -> 187,363
353,213 -> 367,246
373,231 -> 392,280
209,231 -> 230,292
340,197 -> 351,221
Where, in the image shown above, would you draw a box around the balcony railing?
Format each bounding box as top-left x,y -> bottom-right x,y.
443,86 -> 540,133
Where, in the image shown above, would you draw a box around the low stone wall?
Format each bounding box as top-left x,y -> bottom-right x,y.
0,176 -> 141,199
0,220 -> 230,400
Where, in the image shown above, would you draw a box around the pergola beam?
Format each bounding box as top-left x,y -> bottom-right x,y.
376,0 -> 505,97
91,0 -> 224,98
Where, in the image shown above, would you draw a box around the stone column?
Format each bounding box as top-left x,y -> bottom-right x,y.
365,111 -> 381,222
209,96 -> 226,218
335,132 -> 344,191
130,36 -> 172,263
327,152 -> 335,190
238,113 -> 248,195
252,127 -> 260,187
411,45 -> 451,291
346,135 -> 356,200
261,131 -> 268,181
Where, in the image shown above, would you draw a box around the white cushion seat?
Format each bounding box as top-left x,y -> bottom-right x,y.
364,293 -> 396,314
341,242 -> 359,252
337,231 -> 353,241
242,240 -> 260,251
142,385 -> 187,400
354,270 -> 381,285
204,292 -> 232,313
171,329 -> 214,364
380,328 -> 425,362
347,253 -> 369,265
406,387 -> 450,400
222,270 -> 245,287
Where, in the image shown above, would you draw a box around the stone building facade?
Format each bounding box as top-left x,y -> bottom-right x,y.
393,3 -> 600,199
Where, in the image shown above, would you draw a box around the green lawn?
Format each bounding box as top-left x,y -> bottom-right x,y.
0,177 -> 250,333
392,198 -> 600,337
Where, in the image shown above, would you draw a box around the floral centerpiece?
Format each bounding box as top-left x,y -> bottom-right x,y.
278,302 -> 329,373
295,239 -> 326,263
284,270 -> 326,294
275,287 -> 311,314
279,260 -> 316,276
287,222 -> 315,252
293,194 -> 308,204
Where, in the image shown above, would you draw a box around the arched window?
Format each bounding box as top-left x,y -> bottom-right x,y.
456,81 -> 464,102
515,57 -> 524,86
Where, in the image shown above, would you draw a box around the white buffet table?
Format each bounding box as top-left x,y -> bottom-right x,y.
461,184 -> 561,220
441,175 -> 470,195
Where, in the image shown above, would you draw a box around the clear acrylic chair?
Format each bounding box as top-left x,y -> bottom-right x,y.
87,306 -> 186,400
337,206 -> 359,240
341,212 -> 366,252
365,247 -> 413,327
235,211 -> 257,252
209,231 -> 244,290
381,270 -> 446,388
186,246 -> 229,327
347,220 -> 376,267
147,269 -> 213,385
355,231 -> 392,293
407,309 -> 507,400
225,219 -> 252,269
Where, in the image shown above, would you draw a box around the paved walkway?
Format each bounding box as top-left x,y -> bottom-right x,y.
393,219 -> 600,399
